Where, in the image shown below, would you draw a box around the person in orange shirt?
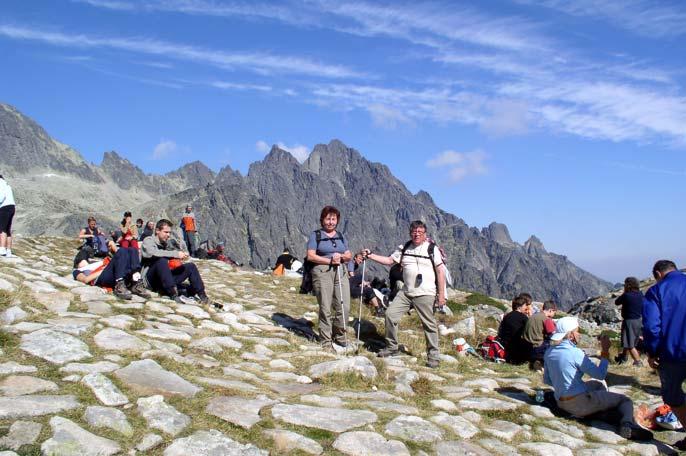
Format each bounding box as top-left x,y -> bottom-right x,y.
180,204 -> 198,257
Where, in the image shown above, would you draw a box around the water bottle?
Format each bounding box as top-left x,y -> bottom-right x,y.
535,389 -> 545,403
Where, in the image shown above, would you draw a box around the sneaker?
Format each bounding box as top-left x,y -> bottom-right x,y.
426,359 -> 440,369
197,294 -> 211,305
171,294 -> 195,305
320,343 -> 336,353
114,280 -> 132,300
334,340 -> 348,348
632,360 -> 643,367
620,423 -> 653,441
377,347 -> 400,358
130,281 -> 151,299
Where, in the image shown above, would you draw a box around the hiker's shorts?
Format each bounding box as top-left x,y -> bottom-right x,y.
659,361 -> 686,407
0,205 -> 15,235
621,318 -> 642,349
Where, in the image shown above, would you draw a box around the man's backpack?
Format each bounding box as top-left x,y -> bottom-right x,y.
84,227 -> 109,256
478,335 -> 506,363
298,230 -> 346,295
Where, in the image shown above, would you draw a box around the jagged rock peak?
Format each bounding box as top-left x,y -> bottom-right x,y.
484,222 -> 514,246
166,161 -> 215,188
100,151 -> 147,190
524,235 -> 547,255
415,190 -> 435,206
304,139 -> 360,175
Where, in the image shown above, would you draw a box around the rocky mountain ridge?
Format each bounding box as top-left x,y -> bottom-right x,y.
0,102 -> 611,309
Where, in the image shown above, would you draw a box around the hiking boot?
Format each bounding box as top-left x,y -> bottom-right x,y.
197,294 -> 211,305
171,294 -> 195,305
674,438 -> 686,451
378,347 -> 400,358
130,281 -> 151,299
114,280 -> 132,300
320,343 -> 336,353
426,359 -> 440,369
633,360 -> 643,367
620,423 -> 653,441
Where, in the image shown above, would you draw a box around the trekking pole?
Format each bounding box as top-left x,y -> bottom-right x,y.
357,258 -> 366,344
336,264 -> 349,353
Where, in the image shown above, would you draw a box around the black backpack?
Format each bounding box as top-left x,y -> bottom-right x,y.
299,229 -> 346,294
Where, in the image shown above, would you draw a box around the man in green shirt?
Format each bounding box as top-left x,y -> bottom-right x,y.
523,300 -> 557,370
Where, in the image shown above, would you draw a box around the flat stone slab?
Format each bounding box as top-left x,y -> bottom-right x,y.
41,416 -> 120,456
94,327 -> 151,352
137,395 -> 190,436
308,356 -> 378,380
519,442 -> 574,456
136,328 -> 192,342
163,429 -> 268,456
436,441 -> 492,456
100,314 -> 136,329
300,394 -> 345,408
59,361 -> 120,374
0,395 -> 80,419
458,396 -> 518,411
264,429 -> 323,455
33,291 -> 72,313
45,317 -> 94,335
0,362 -> 37,375
271,404 -> 377,433
0,420 -> 42,450
365,401 -> 419,415
114,359 -> 201,397
0,375 -> 58,396
195,377 -> 258,392
1,306 -> 28,325
82,373 -> 129,406
189,336 -> 242,353
84,406 -> 133,436
175,304 -> 210,319
430,412 -> 480,439
483,419 -> 524,441
269,382 -> 322,396
333,431 -> 410,456
206,395 -> 277,429
535,426 -> 586,449
21,329 -> 91,364
384,415 -> 444,443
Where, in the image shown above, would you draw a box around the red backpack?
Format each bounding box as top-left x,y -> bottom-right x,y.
478,336 -> 506,363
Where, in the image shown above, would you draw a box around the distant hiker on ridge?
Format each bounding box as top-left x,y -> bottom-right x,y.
363,220 -> 446,368
306,206 -> 352,352
0,175 -> 16,258
180,204 -> 198,257
614,276 -> 644,366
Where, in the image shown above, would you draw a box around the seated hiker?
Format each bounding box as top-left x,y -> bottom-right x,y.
118,211 -> 139,249
274,248 -> 297,271
78,216 -> 109,258
140,221 -> 154,241
523,299 -> 557,369
497,295 -> 531,364
544,317 -> 653,441
141,219 -> 211,304
72,241 -> 150,300
349,252 -> 387,317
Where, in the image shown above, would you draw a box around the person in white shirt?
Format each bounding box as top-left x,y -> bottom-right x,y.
0,175 -> 16,258
363,220 -> 446,368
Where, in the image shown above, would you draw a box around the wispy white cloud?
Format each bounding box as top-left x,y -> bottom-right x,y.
152,139 -> 186,159
255,140 -> 270,153
211,81 -> 272,92
426,149 -> 488,183
367,104 -> 413,129
520,0 -> 686,38
0,24 -> 365,79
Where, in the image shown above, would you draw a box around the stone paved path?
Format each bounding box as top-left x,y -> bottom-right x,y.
0,237 -> 677,455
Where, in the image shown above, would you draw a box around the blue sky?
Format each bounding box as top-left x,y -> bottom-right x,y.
1,0 -> 685,283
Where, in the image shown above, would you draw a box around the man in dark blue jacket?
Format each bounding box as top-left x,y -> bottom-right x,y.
643,259 -> 686,450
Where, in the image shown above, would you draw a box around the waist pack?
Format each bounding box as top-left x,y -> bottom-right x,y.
478,335 -> 506,363
168,259 -> 184,270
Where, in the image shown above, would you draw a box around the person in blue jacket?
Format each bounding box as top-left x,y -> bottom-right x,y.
643,259 -> 686,450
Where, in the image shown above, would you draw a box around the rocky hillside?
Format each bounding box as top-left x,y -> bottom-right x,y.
0,102 -> 611,309
0,238 -> 676,455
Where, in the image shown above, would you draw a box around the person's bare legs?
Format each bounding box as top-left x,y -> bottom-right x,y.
629,348 -> 640,362
0,232 -> 6,250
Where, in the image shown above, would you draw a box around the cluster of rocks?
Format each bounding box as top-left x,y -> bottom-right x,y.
0,237 -> 676,455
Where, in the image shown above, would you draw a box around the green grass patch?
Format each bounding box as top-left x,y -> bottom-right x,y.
0,290 -> 12,309
600,329 -> 620,339
465,292 -> 508,311
446,299 -> 468,314
481,407 -> 524,423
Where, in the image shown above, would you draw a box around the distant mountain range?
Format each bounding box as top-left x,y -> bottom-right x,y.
0,102 -> 611,309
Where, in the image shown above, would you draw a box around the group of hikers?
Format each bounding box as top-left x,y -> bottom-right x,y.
301,205 -> 686,445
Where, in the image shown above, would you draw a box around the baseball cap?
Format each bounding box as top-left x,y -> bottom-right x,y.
550,316 -> 579,341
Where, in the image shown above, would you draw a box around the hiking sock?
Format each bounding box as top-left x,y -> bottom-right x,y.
132,272 -> 141,282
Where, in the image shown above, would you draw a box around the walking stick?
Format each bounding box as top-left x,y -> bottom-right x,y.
336,264 -> 349,352
357,258 -> 366,344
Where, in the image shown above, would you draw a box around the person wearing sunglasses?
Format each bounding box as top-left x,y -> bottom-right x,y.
306,205 -> 353,352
